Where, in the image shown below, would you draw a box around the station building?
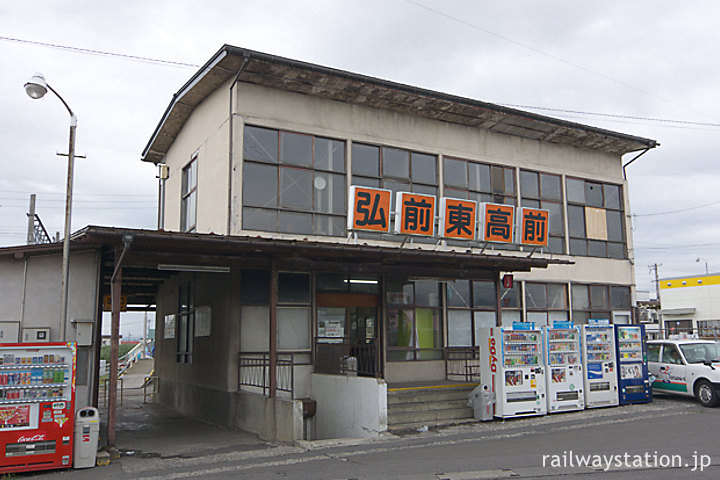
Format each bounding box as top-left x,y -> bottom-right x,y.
131,45 -> 658,440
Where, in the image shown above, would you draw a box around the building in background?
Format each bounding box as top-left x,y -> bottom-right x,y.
659,273 -> 720,338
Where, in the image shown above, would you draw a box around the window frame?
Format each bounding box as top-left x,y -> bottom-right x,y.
180,156 -> 198,233
242,126 -> 347,237
566,177 -> 626,258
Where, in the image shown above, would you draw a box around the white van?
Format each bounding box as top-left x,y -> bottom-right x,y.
647,339 -> 720,407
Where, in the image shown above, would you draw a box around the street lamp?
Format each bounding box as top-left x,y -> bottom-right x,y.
24,73 -> 77,341
696,257 -> 709,275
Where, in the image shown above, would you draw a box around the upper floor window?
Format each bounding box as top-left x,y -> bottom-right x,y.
444,157 -> 515,206
351,143 -> 438,198
243,126 -> 346,236
520,170 -> 564,254
181,157 -> 198,232
566,178 -> 625,258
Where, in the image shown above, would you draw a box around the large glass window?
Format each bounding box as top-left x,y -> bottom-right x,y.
351,143 -> 438,199
386,278 -> 442,361
525,282 -> 568,327
520,170 -> 564,254
181,156 -> 198,232
566,177 -> 626,258
243,126 -> 346,236
444,157 -> 515,206
446,279 -> 497,347
571,284 -> 630,324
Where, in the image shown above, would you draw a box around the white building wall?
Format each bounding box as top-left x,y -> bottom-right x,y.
0,250 -> 101,410
162,79 -> 232,233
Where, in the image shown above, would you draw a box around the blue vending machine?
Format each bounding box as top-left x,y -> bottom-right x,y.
614,324 -> 651,404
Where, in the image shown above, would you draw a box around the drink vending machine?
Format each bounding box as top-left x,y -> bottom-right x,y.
479,326 -> 546,418
581,322 -> 619,408
543,325 -> 584,413
614,325 -> 651,404
0,342 -> 76,474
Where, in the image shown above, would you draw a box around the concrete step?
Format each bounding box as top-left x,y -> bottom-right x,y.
387,385 -> 478,405
388,398 -> 470,414
386,385 -> 478,429
388,406 -> 475,426
388,417 -> 478,433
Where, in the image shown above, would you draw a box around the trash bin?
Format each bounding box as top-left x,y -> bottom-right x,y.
469,385 -> 495,421
73,407 -> 100,469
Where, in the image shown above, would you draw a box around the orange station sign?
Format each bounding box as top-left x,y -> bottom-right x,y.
439,198 -> 477,240
479,203 -> 515,244
348,186 -> 392,233
517,207 -> 549,247
348,186 -> 549,248
394,192 -> 436,236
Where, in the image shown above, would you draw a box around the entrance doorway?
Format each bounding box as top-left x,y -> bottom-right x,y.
316,293 -> 381,377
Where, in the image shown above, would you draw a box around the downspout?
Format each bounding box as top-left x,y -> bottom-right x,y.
227,52 -> 251,235
622,148 -> 651,180
107,233 -> 133,447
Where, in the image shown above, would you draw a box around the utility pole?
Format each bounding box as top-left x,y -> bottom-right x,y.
650,264 -> 662,301
26,194 -> 36,244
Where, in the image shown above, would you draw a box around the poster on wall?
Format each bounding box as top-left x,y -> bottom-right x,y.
164,314 -> 176,339
195,306 -> 212,337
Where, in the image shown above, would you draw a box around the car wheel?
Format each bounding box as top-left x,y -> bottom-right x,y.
694,380 -> 719,408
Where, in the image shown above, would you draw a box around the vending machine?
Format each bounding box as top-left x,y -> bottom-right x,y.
543,325 -> 584,413
581,322 -> 619,408
0,342 -> 76,474
614,325 -> 651,404
478,326 -> 546,418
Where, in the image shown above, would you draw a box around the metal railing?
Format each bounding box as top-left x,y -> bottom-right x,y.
237,352 -> 295,397
445,346 -> 481,382
314,337 -> 381,378
99,377 -> 123,408
143,375 -> 158,403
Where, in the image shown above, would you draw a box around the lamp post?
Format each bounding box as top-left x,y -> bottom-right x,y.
696,257 -> 709,275
25,73 -> 77,341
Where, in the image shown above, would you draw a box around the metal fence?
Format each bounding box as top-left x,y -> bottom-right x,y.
237,352 -> 295,397
314,338 -> 381,377
445,346 -> 481,382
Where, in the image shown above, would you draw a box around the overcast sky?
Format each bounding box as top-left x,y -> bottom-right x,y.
2,1 -> 719,331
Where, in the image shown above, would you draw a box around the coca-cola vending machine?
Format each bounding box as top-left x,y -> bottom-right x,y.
0,342 -> 76,473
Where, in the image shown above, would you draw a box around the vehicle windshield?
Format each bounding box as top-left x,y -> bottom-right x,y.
679,343 -> 720,364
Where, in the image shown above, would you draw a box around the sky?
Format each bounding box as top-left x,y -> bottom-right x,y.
2,1 -> 720,335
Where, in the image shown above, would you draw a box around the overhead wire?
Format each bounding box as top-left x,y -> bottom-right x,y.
402,0 -> 720,123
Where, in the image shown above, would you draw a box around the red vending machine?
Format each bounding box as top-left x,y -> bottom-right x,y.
0,342 -> 76,473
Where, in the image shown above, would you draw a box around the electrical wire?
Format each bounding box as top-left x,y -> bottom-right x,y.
402,0 -> 720,123
633,199 -> 720,217
0,36 -> 199,69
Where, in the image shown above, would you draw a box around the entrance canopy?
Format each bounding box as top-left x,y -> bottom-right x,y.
2,225 -> 570,310
68,226 -> 569,308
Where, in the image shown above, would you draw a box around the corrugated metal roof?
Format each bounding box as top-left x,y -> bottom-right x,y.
142,45 -> 658,164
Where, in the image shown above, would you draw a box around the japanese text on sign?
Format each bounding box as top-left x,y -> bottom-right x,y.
440,198 -> 477,240
518,207 -> 549,247
395,192 -> 436,236
480,203 -> 515,243
348,186 -> 392,233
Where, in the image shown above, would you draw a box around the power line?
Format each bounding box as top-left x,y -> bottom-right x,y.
402,0 -> 720,123
633,200 -> 720,217
0,35 -> 199,69
498,104 -> 720,129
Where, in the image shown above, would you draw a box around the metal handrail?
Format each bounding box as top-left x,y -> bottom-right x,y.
237,352 -> 295,397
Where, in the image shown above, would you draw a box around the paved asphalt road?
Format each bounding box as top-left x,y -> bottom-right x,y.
26,395 -> 720,479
